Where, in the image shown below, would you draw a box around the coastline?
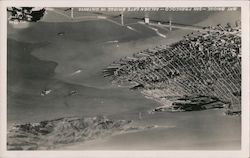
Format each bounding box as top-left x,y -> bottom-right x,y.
58,109 -> 241,150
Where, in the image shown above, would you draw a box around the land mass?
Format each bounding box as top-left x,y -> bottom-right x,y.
104,24 -> 241,115
7,116 -> 157,150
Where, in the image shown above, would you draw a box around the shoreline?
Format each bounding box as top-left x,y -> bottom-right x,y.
58,109 -> 241,150
7,108 -> 241,150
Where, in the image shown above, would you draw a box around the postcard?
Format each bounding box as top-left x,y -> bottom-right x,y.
0,0 -> 249,158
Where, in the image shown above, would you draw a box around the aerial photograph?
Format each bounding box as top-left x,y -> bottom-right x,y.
6,7 -> 241,150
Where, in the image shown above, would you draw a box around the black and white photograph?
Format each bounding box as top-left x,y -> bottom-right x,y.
0,0 -> 249,158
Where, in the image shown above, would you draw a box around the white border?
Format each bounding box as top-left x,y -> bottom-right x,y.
0,1 -> 249,158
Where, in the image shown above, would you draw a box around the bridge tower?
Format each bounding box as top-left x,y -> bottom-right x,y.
71,8 -> 74,19
121,12 -> 124,26
144,17 -> 149,24
169,18 -> 172,31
